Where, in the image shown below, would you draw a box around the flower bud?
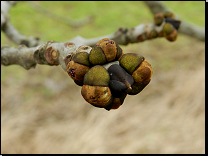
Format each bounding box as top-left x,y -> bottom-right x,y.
66,52 -> 90,86
107,64 -> 134,98
165,17 -> 181,30
119,53 -> 144,74
119,53 -> 153,95
163,11 -> 175,19
81,65 -> 113,108
105,94 -> 127,110
89,38 -> 123,65
154,13 -> 164,26
148,29 -> 158,39
163,23 -> 178,42
128,60 -> 153,95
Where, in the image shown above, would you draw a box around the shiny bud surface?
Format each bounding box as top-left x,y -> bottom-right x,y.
81,65 -> 112,108
89,38 -> 123,65
108,64 -> 134,97
89,45 -> 107,65
83,65 -> 110,86
66,61 -> 89,86
96,38 -> 117,62
66,52 -> 91,86
81,85 -> 112,108
119,53 -> 144,74
132,60 -> 153,84
72,52 -> 91,67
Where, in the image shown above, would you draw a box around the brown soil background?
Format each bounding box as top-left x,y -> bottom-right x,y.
1,34 -> 205,153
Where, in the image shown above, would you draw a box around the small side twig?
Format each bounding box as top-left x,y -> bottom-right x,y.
144,1 -> 205,41
1,1 -> 43,47
69,22 -> 166,47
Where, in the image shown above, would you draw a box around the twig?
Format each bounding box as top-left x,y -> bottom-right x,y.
1,14 -> 180,70
144,1 -> 205,41
1,41 -> 77,71
1,45 -> 37,70
69,22 -> 165,47
1,1 -> 181,70
1,1 -> 43,47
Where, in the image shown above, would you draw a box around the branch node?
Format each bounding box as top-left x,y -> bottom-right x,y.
45,46 -> 59,65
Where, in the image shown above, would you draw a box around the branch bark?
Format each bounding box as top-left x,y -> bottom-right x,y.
144,1 -> 205,42
1,45 -> 37,70
1,41 -> 78,71
1,1 -> 43,47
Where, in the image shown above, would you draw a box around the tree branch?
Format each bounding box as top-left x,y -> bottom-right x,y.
1,13 -> 181,70
1,41 -> 78,71
1,40 -> 120,72
144,1 -> 205,41
1,2 -> 181,70
69,22 -> 166,47
1,1 -> 43,47
1,45 -> 37,70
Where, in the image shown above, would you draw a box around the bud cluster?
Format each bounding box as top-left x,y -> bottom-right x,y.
66,38 -> 153,110
154,11 -> 181,41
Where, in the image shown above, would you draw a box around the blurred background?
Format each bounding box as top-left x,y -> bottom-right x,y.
1,1 -> 205,154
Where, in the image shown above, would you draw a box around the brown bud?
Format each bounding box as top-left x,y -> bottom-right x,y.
137,33 -> 148,42
66,60 -> 90,86
64,54 -> 73,67
115,42 -> 123,60
96,38 -> 117,62
154,13 -> 164,26
81,65 -> 113,108
165,29 -> 177,41
163,23 -> 178,42
89,38 -> 123,65
81,85 -> 112,108
66,51 -> 91,86
128,60 -> 152,95
148,29 -> 158,39
158,31 -> 164,37
163,11 -> 175,19
132,60 -> 153,84
119,53 -> 153,95
105,94 -> 127,110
